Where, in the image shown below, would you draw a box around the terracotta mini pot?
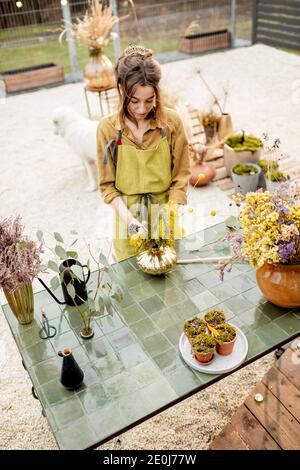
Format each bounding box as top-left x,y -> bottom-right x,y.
189,162 -> 216,187
193,349 -> 215,364
256,263 -> 300,308
216,335 -> 237,355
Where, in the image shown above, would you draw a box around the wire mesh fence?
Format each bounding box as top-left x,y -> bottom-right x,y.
0,0 -> 253,79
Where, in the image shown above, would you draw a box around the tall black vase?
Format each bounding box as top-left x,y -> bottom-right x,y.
58,348 -> 84,390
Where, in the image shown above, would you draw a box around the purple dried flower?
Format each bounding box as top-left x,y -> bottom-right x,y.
275,203 -> 290,215
277,217 -> 284,224
277,240 -> 297,263
0,216 -> 43,292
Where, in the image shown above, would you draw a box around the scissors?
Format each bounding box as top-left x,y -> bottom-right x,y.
39,309 -> 57,339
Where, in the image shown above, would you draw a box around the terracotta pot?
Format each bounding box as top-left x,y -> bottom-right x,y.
216,335 -> 237,355
193,349 -> 215,364
256,263 -> 300,308
189,162 -> 216,187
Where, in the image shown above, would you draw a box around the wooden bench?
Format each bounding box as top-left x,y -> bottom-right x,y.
210,338 -> 300,450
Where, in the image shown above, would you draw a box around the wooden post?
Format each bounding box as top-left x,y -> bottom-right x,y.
252,0 -> 258,44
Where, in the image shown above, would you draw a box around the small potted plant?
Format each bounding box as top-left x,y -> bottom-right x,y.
204,308 -> 226,329
224,131 -> 263,175
231,162 -> 261,195
191,333 -> 217,364
214,323 -> 237,355
202,112 -> 220,143
265,170 -> 290,192
183,316 -> 207,340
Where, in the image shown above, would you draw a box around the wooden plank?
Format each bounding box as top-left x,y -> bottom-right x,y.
259,0 -> 300,8
211,158 -> 225,169
257,21 -> 300,36
275,347 -> 300,391
245,381 -> 300,449
213,167 -> 228,181
262,366 -> 300,424
255,36 -> 300,50
257,12 -> 300,26
230,405 -> 281,450
210,422 -> 249,450
258,4 -> 300,18
257,28 -> 300,45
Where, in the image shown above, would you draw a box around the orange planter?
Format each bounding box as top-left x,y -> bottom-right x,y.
256,263 -> 300,308
216,336 -> 237,356
189,162 -> 216,187
193,349 -> 215,364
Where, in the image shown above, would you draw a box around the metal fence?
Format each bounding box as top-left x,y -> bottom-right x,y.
0,0 -> 253,80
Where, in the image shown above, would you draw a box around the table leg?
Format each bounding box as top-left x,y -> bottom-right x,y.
98,91 -> 104,117
105,89 -> 111,113
84,88 -> 92,120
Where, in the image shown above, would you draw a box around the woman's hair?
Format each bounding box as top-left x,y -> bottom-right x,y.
115,45 -> 168,128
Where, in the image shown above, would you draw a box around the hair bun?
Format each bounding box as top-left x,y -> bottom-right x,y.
124,44 -> 153,58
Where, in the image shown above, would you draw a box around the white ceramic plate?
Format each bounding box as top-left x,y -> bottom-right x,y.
179,325 -> 248,375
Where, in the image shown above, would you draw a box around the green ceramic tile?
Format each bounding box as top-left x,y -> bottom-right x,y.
119,303 -> 147,324
273,314 -> 300,335
223,295 -> 255,315
179,278 -> 206,297
39,378 -> 75,406
228,274 -> 256,293
107,327 -> 137,351
124,270 -> 145,288
82,336 -> 114,361
97,312 -> 125,334
17,322 -> 42,349
119,343 -> 149,369
166,366 -> 203,395
31,356 -> 61,386
259,302 -> 290,320
37,302 -> 64,321
227,315 -> 245,330
244,270 -> 257,282
78,383 -> 110,413
147,276 -> 175,294
63,309 -> 84,328
93,352 -> 124,380
118,259 -> 135,274
116,390 -> 154,422
242,287 -> 266,305
73,321 -> 103,343
52,395 -> 84,428
80,363 -> 101,388
129,360 -> 162,387
245,331 -> 268,359
292,308 -> 300,318
140,295 -> 166,315
163,321 -> 184,346
196,270 -> 222,289
159,287 -> 186,306
141,333 -> 172,357
50,330 -> 80,353
129,282 -> 156,301
235,263 -> 253,273
191,290 -> 219,311
184,263 -> 214,276
56,416 -> 98,450
119,292 -> 134,308
153,348 -> 184,374
167,266 -> 195,286
140,378 -> 178,410
23,340 -> 56,367
70,345 -> 90,366
151,307 -> 179,330
169,299 -> 199,322
34,290 -> 55,310
254,323 -> 289,348
88,402 -> 127,441
130,317 -> 158,340
238,307 -> 270,332
103,371 -> 140,399
44,315 -> 70,337
210,281 -> 239,302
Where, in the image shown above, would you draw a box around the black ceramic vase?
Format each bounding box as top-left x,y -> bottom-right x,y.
58,348 -> 84,390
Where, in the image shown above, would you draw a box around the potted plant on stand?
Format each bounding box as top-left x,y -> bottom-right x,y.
0,216 -> 44,325
231,163 -> 261,195
224,132 -> 263,175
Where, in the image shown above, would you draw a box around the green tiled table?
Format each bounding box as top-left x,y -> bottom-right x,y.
2,222 -> 300,449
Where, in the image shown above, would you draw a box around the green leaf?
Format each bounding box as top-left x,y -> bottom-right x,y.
99,253 -> 109,267
88,298 -> 96,311
54,232 -> 64,243
38,264 -> 48,272
50,276 -> 60,291
225,216 -> 238,229
48,260 -> 59,272
66,251 -> 78,259
55,245 -> 67,259
70,264 -> 84,281
36,230 -> 43,241
66,283 -> 76,299
111,288 -> 123,302
97,296 -> 104,307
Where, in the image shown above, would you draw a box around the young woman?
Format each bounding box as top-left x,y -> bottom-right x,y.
97,45 -> 190,261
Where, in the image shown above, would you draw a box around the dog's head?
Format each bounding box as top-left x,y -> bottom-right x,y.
52,106 -> 76,136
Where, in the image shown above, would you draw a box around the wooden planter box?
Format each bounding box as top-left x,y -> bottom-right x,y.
178,29 -> 231,54
0,62 -> 64,93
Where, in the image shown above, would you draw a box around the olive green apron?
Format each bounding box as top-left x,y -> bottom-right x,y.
113,132 -> 172,261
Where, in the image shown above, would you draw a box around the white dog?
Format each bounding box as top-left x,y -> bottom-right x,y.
52,106 -> 99,192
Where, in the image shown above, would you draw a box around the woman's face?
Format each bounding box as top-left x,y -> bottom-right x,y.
127,85 -> 156,122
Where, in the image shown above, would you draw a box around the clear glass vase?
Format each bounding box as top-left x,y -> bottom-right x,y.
3,282 -> 34,325
83,49 -> 116,91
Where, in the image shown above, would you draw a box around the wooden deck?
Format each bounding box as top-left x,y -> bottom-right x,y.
210,339 -> 300,450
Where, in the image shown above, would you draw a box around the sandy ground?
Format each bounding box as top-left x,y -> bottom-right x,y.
0,44 -> 299,449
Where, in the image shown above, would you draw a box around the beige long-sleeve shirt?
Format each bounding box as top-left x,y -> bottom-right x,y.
97,107 -> 190,204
